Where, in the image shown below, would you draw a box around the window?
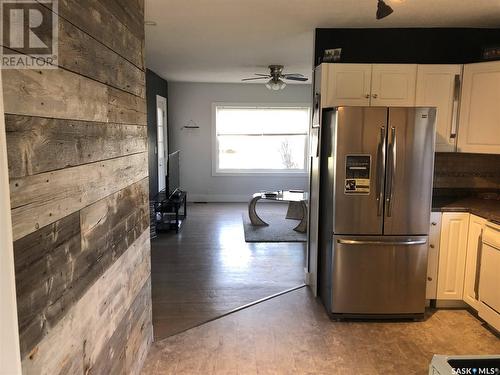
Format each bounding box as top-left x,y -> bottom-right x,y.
213,104 -> 310,175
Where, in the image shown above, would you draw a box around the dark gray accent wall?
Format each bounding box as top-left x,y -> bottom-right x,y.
146,69 -> 168,198
315,28 -> 500,66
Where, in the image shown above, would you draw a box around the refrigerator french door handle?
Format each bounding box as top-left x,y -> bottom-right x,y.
337,239 -> 427,246
386,126 -> 396,217
376,126 -> 386,216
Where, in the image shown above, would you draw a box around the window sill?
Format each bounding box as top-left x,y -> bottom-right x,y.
213,170 -> 308,177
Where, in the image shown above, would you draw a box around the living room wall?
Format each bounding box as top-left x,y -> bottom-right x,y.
2,1 -> 151,373
168,82 -> 311,202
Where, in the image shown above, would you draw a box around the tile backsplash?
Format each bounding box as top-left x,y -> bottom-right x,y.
433,152 -> 500,191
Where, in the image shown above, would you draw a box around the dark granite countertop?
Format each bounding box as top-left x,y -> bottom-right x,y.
432,196 -> 500,224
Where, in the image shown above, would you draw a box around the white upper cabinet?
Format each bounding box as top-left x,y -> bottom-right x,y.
463,214 -> 487,310
322,64 -> 372,107
437,212 -> 469,300
371,64 -> 417,107
416,65 -> 462,152
321,63 -> 417,107
457,61 -> 500,154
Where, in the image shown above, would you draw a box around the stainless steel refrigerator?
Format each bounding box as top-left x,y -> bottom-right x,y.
317,107 -> 436,319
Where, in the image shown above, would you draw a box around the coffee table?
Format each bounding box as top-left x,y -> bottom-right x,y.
248,190 -> 308,233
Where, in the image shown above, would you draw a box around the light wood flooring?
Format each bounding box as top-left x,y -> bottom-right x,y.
151,203 -> 306,339
142,287 -> 500,375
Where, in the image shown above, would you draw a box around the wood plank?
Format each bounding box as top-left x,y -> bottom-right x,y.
21,229 -> 151,374
6,115 -> 147,179
107,86 -> 147,125
14,179 -> 149,358
88,314 -> 128,375
10,152 -> 148,241
102,0 -> 145,42
59,19 -> 145,98
14,212 -> 81,359
125,278 -> 152,375
89,278 -> 151,375
2,68 -> 109,122
55,0 -> 144,69
3,69 -> 147,125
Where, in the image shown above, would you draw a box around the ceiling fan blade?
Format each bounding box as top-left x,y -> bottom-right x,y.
284,76 -> 309,82
283,73 -> 305,78
242,77 -> 269,81
254,73 -> 271,77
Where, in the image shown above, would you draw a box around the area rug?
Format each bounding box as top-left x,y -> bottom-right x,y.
242,212 -> 307,243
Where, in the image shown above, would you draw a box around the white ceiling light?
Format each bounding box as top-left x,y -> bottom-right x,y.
265,78 -> 287,91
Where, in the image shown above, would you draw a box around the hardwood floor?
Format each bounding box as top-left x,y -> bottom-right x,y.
142,287 -> 500,375
151,202 -> 306,339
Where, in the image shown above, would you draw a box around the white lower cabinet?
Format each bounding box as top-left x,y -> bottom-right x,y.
463,214 -> 487,310
436,212 -> 469,300
426,213 -> 442,299
432,211 -> 500,331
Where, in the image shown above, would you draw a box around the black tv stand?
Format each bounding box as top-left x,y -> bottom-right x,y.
153,190 -> 187,233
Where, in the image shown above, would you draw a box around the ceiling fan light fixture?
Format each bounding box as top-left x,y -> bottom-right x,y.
376,0 -> 393,19
266,78 -> 286,91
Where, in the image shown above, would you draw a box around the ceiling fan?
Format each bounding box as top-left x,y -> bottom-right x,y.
242,65 -> 308,90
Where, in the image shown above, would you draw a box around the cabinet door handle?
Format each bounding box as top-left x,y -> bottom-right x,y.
372,94 -> 378,99
450,73 -> 461,140
431,222 -> 437,226
364,94 -> 370,99
430,244 -> 435,248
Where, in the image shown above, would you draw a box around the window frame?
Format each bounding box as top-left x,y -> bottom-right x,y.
211,102 -> 311,177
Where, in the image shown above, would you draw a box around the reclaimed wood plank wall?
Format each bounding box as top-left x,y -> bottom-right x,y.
2,0 -> 152,374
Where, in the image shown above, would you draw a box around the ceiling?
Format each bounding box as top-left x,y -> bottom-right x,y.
145,0 -> 500,83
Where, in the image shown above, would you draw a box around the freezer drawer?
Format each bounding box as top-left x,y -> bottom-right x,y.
330,235 -> 428,316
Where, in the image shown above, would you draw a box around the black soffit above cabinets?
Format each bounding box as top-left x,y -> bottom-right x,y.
314,28 -> 500,66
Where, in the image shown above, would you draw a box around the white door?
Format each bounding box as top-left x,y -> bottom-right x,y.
426,212 -> 442,299
437,212 -> 469,300
156,95 -> 168,192
415,64 -> 462,152
371,64 -> 417,106
323,63 -> 372,107
463,214 -> 487,309
457,61 -> 500,154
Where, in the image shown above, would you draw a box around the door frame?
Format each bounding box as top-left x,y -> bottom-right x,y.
156,95 -> 168,192
0,73 -> 22,374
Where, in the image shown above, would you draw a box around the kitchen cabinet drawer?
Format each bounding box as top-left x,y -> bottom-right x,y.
437,213 -> 469,300
463,214 -> 487,310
